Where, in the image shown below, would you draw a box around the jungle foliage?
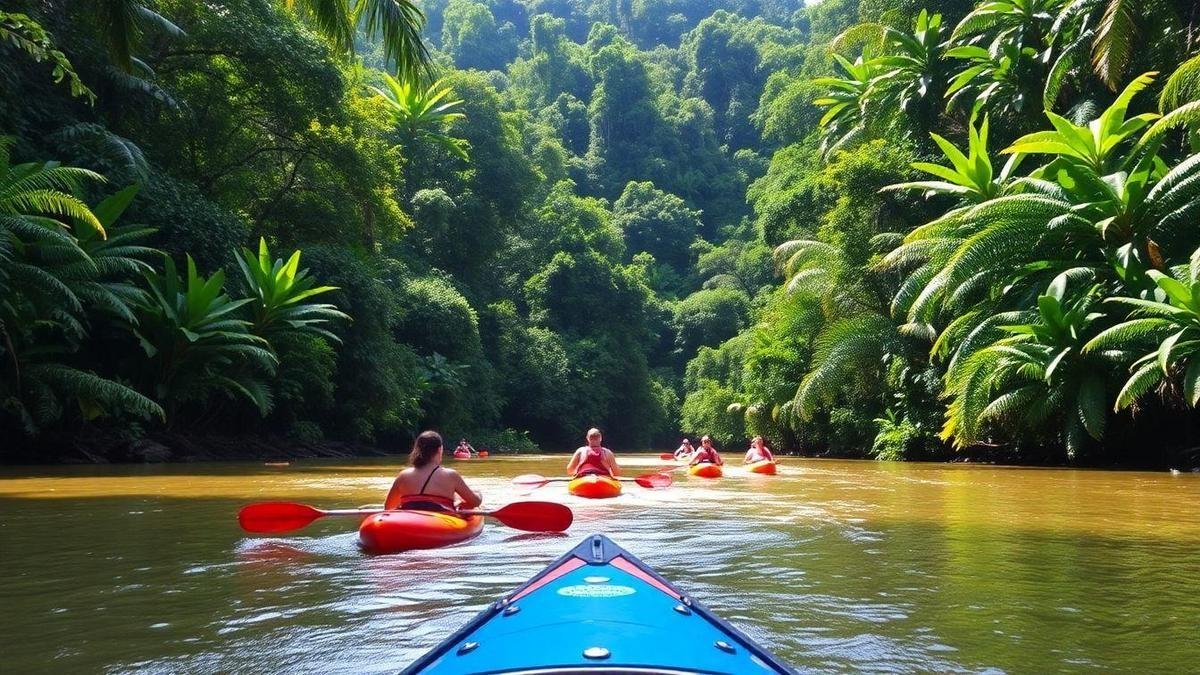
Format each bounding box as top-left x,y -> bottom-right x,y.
2,0 -> 1197,465
686,0 -> 1200,465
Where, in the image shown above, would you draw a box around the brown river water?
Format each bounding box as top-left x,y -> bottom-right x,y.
1,455 -> 1198,673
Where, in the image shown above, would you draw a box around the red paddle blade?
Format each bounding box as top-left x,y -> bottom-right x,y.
511,473 -> 551,487
635,472 -> 673,488
659,453 -> 675,460
239,502 -> 325,533
486,501 -> 573,532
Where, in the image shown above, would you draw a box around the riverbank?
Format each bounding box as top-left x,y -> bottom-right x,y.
1,432 -> 395,465
4,432 -> 1197,472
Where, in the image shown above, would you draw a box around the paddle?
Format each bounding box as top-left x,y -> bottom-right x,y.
658,453 -> 676,460
238,501 -> 573,534
512,472 -> 673,489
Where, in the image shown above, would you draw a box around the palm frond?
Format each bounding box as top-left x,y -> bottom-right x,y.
795,313 -> 898,417
1160,53 -> 1200,113
353,0 -> 431,84
1091,0 -> 1136,91
29,363 -> 162,420
1114,360 -> 1162,408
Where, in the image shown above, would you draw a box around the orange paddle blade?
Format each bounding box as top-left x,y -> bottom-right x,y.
659,453 -> 675,460
464,501 -> 573,532
239,502 -> 326,533
634,472 -> 673,488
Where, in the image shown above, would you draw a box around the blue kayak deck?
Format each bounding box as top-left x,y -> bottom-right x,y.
405,534 -> 794,674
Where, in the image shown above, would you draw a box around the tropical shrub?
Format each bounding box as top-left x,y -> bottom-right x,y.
0,142 -> 161,438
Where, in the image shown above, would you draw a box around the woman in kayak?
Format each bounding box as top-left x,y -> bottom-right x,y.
743,436 -> 775,464
689,436 -> 724,466
384,431 -> 483,511
566,428 -> 621,477
673,438 -> 694,460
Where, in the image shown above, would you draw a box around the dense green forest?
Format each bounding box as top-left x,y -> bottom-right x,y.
1,0 -> 1198,465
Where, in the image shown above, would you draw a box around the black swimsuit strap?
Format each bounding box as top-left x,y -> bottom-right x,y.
418,464 -> 440,495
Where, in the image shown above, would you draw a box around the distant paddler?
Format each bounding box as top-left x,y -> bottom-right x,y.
673,438 -> 694,460
743,436 -> 775,464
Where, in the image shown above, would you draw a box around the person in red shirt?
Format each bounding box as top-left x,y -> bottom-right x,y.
566,427 -> 621,477
689,436 -> 724,466
743,436 -> 775,464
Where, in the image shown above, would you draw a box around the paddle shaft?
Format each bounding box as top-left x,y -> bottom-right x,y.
324,508 -> 383,517
239,500 -> 571,533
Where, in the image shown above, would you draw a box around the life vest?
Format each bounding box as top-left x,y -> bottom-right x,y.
693,447 -> 719,464
575,445 -> 611,477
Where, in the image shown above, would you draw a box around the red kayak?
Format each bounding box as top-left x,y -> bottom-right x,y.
689,462 -> 724,478
747,459 -> 778,475
452,450 -> 471,460
567,474 -> 622,498
358,510 -> 484,554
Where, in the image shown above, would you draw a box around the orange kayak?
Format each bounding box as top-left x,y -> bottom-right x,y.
688,462 -> 723,478
453,450 -> 471,459
567,474 -> 622,498
746,459 -> 777,475
358,510 -> 484,554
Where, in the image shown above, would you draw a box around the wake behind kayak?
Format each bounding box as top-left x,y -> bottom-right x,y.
403,533 -> 795,674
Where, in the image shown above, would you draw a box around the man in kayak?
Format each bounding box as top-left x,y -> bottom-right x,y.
673,438 -> 694,460
384,431 -> 483,511
689,436 -> 724,466
743,436 -> 775,463
566,428 -> 621,477
456,439 -> 476,456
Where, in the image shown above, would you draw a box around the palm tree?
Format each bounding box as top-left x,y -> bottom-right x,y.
1004,71 -> 1160,173
1085,245 -> 1200,408
773,239 -> 845,300
883,115 -> 1023,203
812,55 -> 881,156
71,185 -> 159,323
941,272 -> 1113,458
878,116 -> 1023,331
133,255 -> 278,424
235,238 -> 349,342
91,0 -> 184,73
1049,0 -> 1190,93
945,41 -> 1045,122
793,312 -> 904,418
1159,53 -> 1200,114
295,0 -> 430,82
370,74 -> 469,160
0,140 -> 163,433
883,73 -> 1199,331
870,10 -> 954,135
90,0 -> 430,82
951,0 -> 1068,51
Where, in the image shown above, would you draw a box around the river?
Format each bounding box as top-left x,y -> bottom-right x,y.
1,455 -> 1197,673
